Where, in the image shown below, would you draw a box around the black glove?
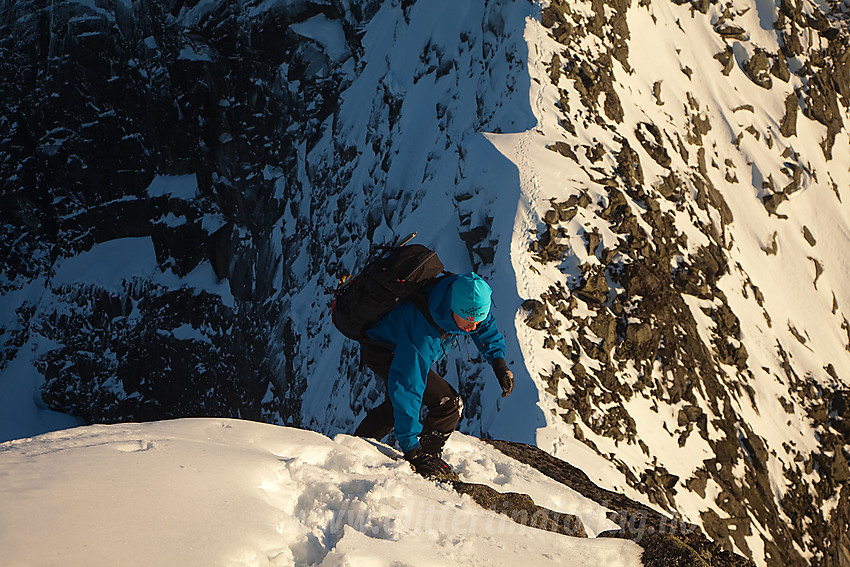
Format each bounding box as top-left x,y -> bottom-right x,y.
404,448 -> 458,481
492,358 -> 514,397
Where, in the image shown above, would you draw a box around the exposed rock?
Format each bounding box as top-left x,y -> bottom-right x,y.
655,173 -> 685,201
653,81 -> 664,105
575,267 -> 610,304
780,92 -> 799,137
616,138 -> 645,189
521,299 -> 552,331
742,49 -> 773,89
687,96 -> 713,146
804,73 -> 844,159
626,321 -> 655,349
678,405 -> 704,426
486,440 -> 754,567
635,122 -> 672,168
452,481 -> 587,538
802,226 -> 817,246
714,47 -> 735,76
771,54 -> 791,82
714,22 -> 748,40
528,1 -> 850,565
543,209 -> 561,225
762,191 -> 789,217
548,52 -> 562,85
638,534 -> 711,567
0,0 -> 317,425
548,140 -> 579,162
585,142 -> 605,163
530,225 -> 569,262
5,2 -> 850,566
541,0 -> 573,32
690,0 -> 710,14
460,223 -> 496,268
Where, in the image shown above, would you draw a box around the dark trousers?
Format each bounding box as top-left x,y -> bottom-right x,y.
354,343 -> 462,442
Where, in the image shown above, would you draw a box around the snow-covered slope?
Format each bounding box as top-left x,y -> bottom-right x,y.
0,418 -> 642,567
487,2 -> 850,565
1,0 -> 848,565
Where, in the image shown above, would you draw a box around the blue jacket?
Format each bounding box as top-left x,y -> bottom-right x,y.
366,274 -> 506,452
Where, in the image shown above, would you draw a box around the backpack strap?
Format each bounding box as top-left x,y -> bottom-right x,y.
411,276 -> 450,341
412,293 -> 447,340
357,296 -> 443,354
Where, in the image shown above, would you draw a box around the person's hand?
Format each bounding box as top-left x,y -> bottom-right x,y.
491,358 -> 514,397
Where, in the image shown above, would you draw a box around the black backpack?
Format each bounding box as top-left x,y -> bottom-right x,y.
332,238 -> 447,344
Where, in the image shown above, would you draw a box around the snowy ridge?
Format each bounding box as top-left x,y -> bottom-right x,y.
0,419 -> 642,566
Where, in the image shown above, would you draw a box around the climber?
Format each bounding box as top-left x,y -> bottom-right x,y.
354,272 -> 514,481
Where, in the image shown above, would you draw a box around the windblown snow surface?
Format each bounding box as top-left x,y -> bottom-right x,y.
1,0 -> 849,565
0,418 -> 641,567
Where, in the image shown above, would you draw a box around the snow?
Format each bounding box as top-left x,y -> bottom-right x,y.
0,236 -> 235,443
49,236 -> 234,305
178,45 -> 212,62
0,339 -> 81,443
170,322 -> 213,344
0,419 -> 642,567
145,174 -> 200,200
290,15 -> 349,61
51,236 -> 159,290
466,0 -> 850,558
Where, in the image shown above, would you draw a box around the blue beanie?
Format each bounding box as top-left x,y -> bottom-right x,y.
451,273 -> 492,322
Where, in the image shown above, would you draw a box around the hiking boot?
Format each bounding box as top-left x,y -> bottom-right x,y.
404,448 -> 459,482
419,428 -> 452,458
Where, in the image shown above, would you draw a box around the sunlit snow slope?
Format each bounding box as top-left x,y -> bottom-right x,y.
478,1 -> 850,566
0,419 -> 641,567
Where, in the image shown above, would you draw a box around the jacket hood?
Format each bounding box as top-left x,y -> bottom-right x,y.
428,275 -> 487,334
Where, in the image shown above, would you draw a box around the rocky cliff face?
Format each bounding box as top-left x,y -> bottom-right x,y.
0,0 -> 369,424
2,1 -> 849,566
520,0 -> 850,564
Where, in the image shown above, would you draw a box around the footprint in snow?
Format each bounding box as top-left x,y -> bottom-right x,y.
115,440 -> 156,453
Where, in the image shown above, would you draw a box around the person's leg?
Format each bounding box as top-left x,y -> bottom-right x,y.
354,343 -> 395,440
354,344 -> 463,454
419,370 -> 462,456
353,398 -> 394,439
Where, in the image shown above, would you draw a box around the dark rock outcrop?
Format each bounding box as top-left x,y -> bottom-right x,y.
0,0 -> 356,425
487,440 -> 754,567
452,480 -> 587,538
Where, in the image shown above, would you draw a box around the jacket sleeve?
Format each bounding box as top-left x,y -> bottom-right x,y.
386,339 -> 431,452
471,310 -> 506,363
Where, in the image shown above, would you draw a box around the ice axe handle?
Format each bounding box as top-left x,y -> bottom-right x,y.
397,232 -> 417,247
